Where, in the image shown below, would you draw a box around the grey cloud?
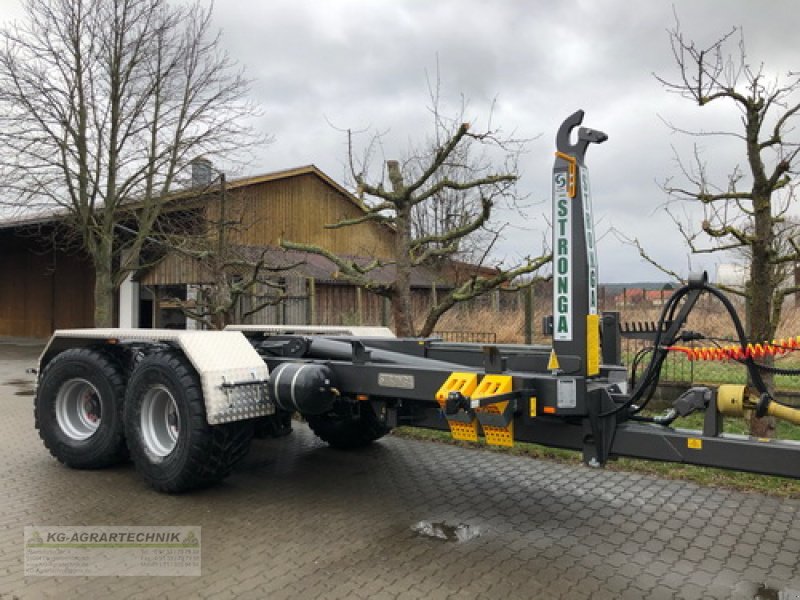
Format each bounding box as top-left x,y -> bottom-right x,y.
4,0 -> 797,282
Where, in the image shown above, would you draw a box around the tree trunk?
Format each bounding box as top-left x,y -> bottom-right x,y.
748,193 -> 776,437
93,245 -> 115,328
392,203 -> 415,336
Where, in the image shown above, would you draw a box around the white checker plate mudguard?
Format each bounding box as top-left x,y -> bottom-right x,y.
42,329 -> 272,425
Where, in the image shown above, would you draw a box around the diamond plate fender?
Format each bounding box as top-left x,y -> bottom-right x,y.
41,329 -> 272,425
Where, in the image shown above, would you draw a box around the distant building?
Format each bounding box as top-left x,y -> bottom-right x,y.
608,284 -> 675,308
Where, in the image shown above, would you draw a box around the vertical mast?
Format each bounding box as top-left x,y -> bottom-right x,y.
552,110 -> 607,377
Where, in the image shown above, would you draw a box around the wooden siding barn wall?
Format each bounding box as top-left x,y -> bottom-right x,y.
0,233 -> 94,337
311,284 -> 446,329
139,252 -> 210,286
208,173 -> 394,260
239,277 -> 309,325
313,283 -> 386,326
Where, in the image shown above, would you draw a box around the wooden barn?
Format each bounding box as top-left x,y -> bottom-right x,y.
0,164 -> 472,337
0,223 -> 94,338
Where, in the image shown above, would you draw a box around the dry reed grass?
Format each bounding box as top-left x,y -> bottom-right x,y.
433,296 -> 800,345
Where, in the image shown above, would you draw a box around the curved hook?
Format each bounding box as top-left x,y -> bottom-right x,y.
556,110 -> 608,164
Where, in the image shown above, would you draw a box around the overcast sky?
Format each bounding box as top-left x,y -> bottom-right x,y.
4,0 -> 799,283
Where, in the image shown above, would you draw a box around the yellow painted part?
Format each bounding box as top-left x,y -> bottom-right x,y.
767,402 -> 800,426
716,384 -> 747,417
555,151 -> 577,198
547,349 -> 560,371
447,419 -> 479,442
586,313 -> 600,377
473,374 -> 513,399
529,396 -> 537,417
687,438 -> 702,450
484,419 -> 514,447
474,375 -> 514,447
435,372 -> 479,408
436,372 -> 480,441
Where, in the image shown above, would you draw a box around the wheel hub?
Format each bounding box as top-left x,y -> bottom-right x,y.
140,385 -> 181,457
55,378 -> 102,441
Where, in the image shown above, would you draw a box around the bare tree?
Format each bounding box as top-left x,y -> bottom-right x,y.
653,22 -> 800,435
0,0 -> 260,326
164,175 -> 298,330
283,100 -> 550,337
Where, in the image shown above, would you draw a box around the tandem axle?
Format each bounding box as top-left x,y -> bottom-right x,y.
31,112 -> 800,493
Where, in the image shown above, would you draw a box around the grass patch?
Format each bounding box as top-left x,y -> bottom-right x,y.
393,423 -> 800,499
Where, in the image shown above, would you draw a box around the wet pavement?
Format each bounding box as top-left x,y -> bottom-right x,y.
2,338 -> 800,599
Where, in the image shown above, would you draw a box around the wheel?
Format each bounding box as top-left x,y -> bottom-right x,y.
306,403 -> 391,449
35,348 -> 128,469
123,350 -> 253,493
253,411 -> 293,439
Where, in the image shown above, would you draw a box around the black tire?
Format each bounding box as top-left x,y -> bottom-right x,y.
123,350 -> 253,493
35,348 -> 128,469
306,404 -> 391,449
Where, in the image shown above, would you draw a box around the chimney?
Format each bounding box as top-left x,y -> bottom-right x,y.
190,157 -> 214,187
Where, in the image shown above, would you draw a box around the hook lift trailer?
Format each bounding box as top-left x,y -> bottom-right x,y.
32,111 -> 800,493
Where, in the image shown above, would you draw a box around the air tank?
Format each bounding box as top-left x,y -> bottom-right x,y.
268,362 -> 337,415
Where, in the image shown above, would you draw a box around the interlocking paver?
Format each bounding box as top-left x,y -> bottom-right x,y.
1,339 -> 800,599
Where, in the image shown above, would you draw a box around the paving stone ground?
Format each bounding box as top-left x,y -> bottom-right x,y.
1,338 -> 800,599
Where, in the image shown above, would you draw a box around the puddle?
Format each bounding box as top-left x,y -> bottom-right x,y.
755,586 -> 779,600
411,520 -> 481,543
754,584 -> 800,600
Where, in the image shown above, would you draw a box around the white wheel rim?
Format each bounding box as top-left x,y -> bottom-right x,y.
55,378 -> 102,441
140,385 -> 181,457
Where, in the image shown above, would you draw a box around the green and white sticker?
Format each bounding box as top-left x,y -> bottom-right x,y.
553,169 -> 572,341
581,167 -> 598,315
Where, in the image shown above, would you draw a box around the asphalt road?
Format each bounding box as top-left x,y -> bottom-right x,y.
1,338 -> 800,599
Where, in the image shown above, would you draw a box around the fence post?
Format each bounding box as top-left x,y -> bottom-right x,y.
524,285 -> 533,345
355,287 -> 363,325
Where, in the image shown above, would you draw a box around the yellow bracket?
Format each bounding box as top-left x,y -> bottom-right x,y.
586,313 -> 600,377
473,375 -> 514,447
435,372 -> 479,442
555,151 -> 577,198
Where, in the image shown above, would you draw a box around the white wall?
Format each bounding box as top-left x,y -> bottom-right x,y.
119,274 -> 140,328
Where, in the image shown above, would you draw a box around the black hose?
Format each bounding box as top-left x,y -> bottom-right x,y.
600,284 -> 694,418
607,280 -> 791,420
699,285 -> 771,398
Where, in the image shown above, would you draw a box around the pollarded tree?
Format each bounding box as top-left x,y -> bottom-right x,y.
654,23 -> 800,435
283,100 -> 550,337
0,0 -> 260,326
